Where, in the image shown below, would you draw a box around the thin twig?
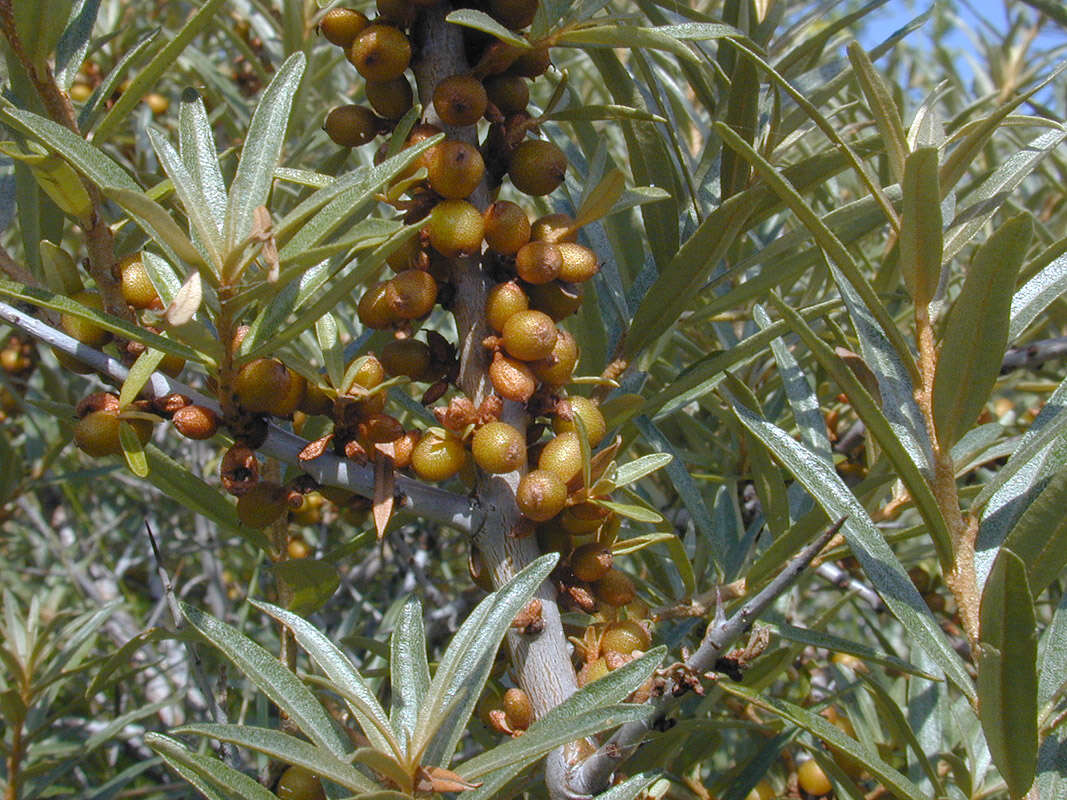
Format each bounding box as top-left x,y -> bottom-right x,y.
566,519 -> 845,797
0,299 -> 476,531
145,522 -> 242,770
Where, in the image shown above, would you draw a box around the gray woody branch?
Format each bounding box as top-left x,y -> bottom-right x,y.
0,299 -> 477,532
565,519 -> 846,798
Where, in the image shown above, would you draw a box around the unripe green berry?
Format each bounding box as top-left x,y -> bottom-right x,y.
471,420 -> 525,474
516,469 -> 567,521
427,200 -> 485,258
502,309 -> 557,361
433,74 -> 488,127
427,140 -> 485,199
348,24 -> 411,81
324,105 -> 380,147
484,201 -> 531,255
508,139 -> 567,196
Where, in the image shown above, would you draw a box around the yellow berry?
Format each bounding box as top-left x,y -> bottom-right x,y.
275,765 -> 326,800
427,200 -> 485,258
411,431 -> 467,481
485,281 -> 529,332
320,8 -> 369,48
427,140 -> 485,199
365,75 -> 414,119
532,328 -> 579,385
552,396 -> 605,445
537,431 -> 582,485
61,291 -> 111,348
501,309 -> 557,361
471,420 -> 526,474
516,469 -> 567,521
348,24 -> 411,82
797,759 -> 833,796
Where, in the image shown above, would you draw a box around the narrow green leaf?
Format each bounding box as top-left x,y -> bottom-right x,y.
898,148 -> 942,307
76,28 -> 159,131
390,596 -> 430,749
593,498 -> 664,524
251,601 -> 400,758
14,0 -> 75,68
768,623 -> 936,679
172,724 -> 377,793
1009,250 -> 1067,342
846,41 -> 907,184
225,53 -> 306,250
1039,590 -> 1067,707
444,8 -> 528,47
180,603 -> 351,757
999,467 -> 1067,598
102,186 -> 207,271
178,89 -> 227,233
315,313 -> 344,391
146,733 -> 278,800
416,554 -> 557,768
721,683 -> 927,800
1,107 -> 139,191
978,550 -> 1038,798
933,213 -> 1033,448
118,421 -> 148,477
118,348 -> 165,408
725,394 -> 975,700
613,453 -> 672,488
766,294 -> 952,568
91,0 -> 229,141
55,0 -> 102,90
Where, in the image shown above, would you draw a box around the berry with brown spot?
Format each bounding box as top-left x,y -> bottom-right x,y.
471,420 -> 525,474
348,24 -> 412,82
365,75 -> 414,119
432,74 -> 488,127
427,140 -> 485,199
484,74 -> 529,114
553,396 -> 606,445
516,469 -> 567,521
172,405 -> 219,440
488,352 -> 536,402
571,542 -> 613,583
532,328 -> 578,385
514,241 -> 562,285
483,201 -> 531,255
594,568 -> 636,607
386,269 -> 438,319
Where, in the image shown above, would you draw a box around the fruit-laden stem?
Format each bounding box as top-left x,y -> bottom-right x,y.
0,0 -> 130,325
412,6 -> 581,795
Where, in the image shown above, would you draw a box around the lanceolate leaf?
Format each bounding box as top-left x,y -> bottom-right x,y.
999,466 -> 1067,598
390,596 -> 430,749
726,394 -> 975,699
1009,249 -> 1067,342
225,53 -> 306,251
933,213 -> 1033,448
898,147 -> 942,308
978,550 -> 1038,798
180,603 -> 351,757
147,733 -> 278,800
1039,590 -> 1067,708
178,89 -> 227,232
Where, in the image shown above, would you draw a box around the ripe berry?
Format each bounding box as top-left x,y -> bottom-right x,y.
502,687 -> 533,730
358,282 -> 397,329
577,657 -> 609,686
119,254 -> 160,309
427,200 -> 485,258
745,780 -> 776,800
557,242 -> 599,283
365,75 -> 414,119
516,469 -> 567,521
433,74 -> 488,127
489,352 -> 536,402
508,46 -> 551,78
471,420 -> 525,474
172,404 -> 219,440
515,241 -> 562,284
532,328 -> 578,384
531,212 -> 577,243
288,536 -> 312,558
348,24 -> 412,82
381,338 -> 433,380
559,501 -> 608,534
324,105 -> 380,147
275,765 -> 326,800
427,140 -> 485,199
797,759 -> 833,796
527,281 -> 582,321
501,309 -> 557,361
489,0 -> 539,30
553,396 -> 606,445
484,201 -> 531,255
236,481 -> 289,528
61,290 -> 111,347
571,542 -> 613,582
485,281 -> 529,332
508,140 -> 567,196
299,383 -> 333,416
600,619 -> 651,656
595,568 -> 636,607
411,430 -> 467,481
346,354 -> 385,392
537,431 -> 582,485
484,74 -> 529,114
375,0 -> 416,26
320,8 -> 369,48
386,269 -> 438,319
234,358 -> 305,417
